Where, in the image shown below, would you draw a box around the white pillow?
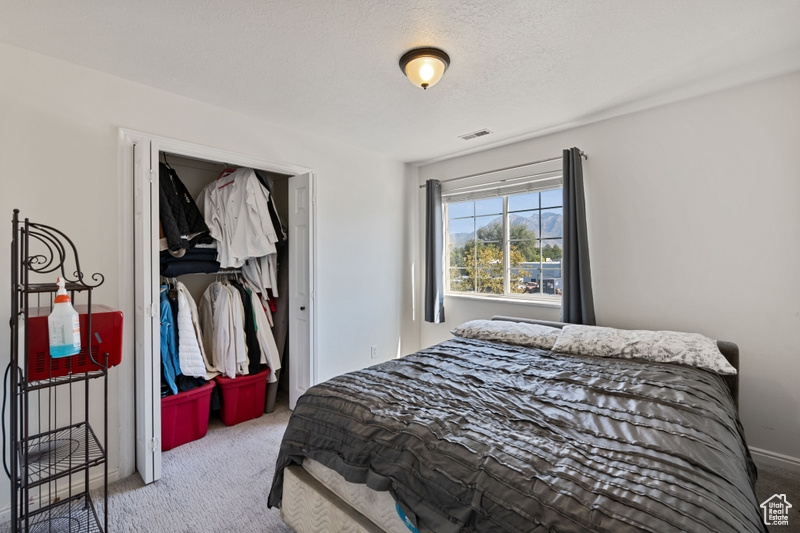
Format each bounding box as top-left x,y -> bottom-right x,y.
451,320 -> 562,350
551,324 -> 737,375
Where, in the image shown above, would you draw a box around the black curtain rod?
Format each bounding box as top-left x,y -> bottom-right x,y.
418,150 -> 587,189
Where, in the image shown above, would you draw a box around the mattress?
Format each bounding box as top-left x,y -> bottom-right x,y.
290,458 -> 411,533
281,465 -> 386,533
270,335 -> 763,532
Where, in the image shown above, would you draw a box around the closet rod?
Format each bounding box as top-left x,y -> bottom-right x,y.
177,268 -> 242,276
418,150 -> 587,189
159,152 -> 234,172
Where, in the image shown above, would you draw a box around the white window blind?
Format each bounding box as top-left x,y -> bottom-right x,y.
441,164 -> 562,204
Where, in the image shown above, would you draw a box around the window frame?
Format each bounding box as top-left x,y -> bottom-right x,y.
443,179 -> 563,306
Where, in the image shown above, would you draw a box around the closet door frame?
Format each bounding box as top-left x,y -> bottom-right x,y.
119,128 -> 316,484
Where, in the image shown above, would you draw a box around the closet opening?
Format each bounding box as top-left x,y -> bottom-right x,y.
157,152 -> 292,406
121,129 -> 316,486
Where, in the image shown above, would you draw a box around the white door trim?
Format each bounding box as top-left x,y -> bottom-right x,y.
118,128 -> 317,483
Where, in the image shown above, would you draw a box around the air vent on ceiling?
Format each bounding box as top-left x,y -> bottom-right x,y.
459,129 -> 493,141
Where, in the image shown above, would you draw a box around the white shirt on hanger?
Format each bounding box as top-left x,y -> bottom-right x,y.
242,254 -> 278,301
225,283 -> 249,376
199,168 -> 279,268
199,281 -> 236,378
246,282 -> 281,383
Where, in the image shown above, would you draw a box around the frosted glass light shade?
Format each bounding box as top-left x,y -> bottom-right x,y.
399,47 -> 450,90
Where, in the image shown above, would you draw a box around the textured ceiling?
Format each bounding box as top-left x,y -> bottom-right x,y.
1,0 -> 799,163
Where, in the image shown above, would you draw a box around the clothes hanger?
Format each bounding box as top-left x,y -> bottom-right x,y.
162,153 -> 173,170
217,165 -> 237,179
162,277 -> 177,299
216,164 -> 238,189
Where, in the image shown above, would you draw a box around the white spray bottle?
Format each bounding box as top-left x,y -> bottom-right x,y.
48,277 -> 81,358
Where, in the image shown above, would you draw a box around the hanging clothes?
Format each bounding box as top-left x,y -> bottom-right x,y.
254,169 -> 287,243
196,277 -> 282,382
175,281 -> 219,380
198,167 -> 283,307
198,168 -> 279,269
199,281 -> 233,378
247,284 -> 281,384
242,255 -> 278,309
199,280 -> 249,379
230,280 -> 262,376
172,166 -> 288,383
159,162 -> 212,257
226,282 -> 249,376
159,285 -> 180,395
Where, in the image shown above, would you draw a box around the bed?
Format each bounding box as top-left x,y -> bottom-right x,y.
268,316 -> 764,532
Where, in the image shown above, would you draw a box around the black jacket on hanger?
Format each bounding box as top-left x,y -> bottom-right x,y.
254,169 -> 287,243
159,162 -> 212,256
230,280 -> 262,376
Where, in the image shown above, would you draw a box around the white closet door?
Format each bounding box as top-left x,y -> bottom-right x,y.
288,172 -> 315,409
132,139 -> 161,484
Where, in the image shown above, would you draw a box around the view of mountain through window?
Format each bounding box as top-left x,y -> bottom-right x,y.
447,189 -> 563,298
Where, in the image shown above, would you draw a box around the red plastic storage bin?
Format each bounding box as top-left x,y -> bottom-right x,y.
27,305 -> 124,381
215,369 -> 270,426
161,380 -> 216,451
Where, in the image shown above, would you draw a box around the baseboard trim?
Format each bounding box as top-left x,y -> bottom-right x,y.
750,447 -> 800,470
0,467 -> 120,525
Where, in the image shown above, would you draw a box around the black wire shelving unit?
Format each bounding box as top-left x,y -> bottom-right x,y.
7,209 -> 109,532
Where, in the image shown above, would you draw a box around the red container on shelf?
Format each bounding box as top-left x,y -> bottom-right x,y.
27,305 -> 123,381
161,380 -> 216,451
215,369 -> 270,426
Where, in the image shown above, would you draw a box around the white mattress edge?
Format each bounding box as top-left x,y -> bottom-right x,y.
300,458 -> 411,533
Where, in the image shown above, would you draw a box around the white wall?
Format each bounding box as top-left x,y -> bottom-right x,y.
0,43 -> 408,513
411,71 -> 800,460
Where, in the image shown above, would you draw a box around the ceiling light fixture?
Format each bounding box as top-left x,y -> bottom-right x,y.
399,47 -> 450,90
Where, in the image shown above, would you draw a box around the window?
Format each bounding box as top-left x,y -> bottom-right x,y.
446,187 -> 562,301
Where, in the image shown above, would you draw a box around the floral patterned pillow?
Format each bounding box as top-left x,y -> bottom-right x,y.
551,325 -> 737,375
451,320 -> 562,350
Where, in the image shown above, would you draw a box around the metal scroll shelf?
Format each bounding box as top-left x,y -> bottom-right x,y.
25,495 -> 104,533
8,209 -> 109,533
19,422 -> 106,488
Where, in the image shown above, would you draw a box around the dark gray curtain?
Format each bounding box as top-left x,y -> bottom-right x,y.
424,179 -> 445,323
561,148 -> 596,325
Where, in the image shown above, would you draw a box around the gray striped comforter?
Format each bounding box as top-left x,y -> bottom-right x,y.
268,337 -> 764,532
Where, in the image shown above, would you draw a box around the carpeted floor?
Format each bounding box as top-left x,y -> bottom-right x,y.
92,399 -> 294,533
4,400 -> 799,532
753,454 -> 800,533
